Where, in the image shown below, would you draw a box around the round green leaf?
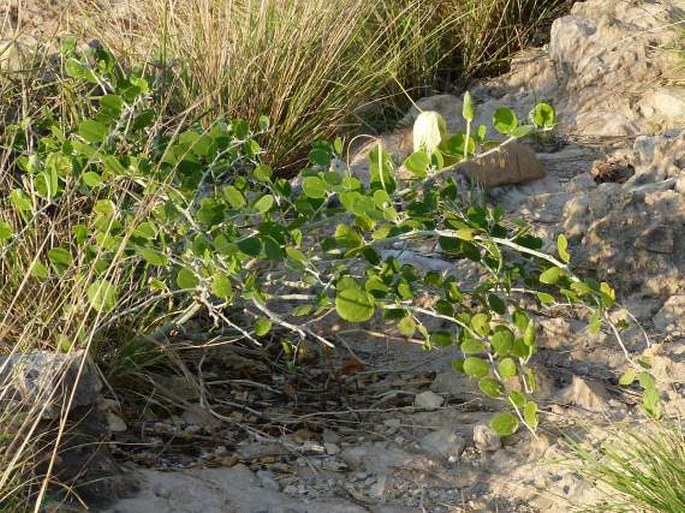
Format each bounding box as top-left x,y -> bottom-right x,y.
254,319 -> 272,336
48,247 -> 73,272
490,328 -> 514,356
497,358 -> 517,379
211,273 -> 232,299
302,176 -> 328,199
539,266 -> 565,285
488,293 -> 506,315
471,313 -> 491,336
404,151 -> 431,177
530,102 -> 555,129
78,119 -> 109,143
463,357 -> 490,378
492,108 -> 518,135
223,186 -> 246,209
176,268 -> 199,289
398,316 -> 417,338
136,247 -> 168,266
253,194 -> 274,214
335,288 -> 375,322
490,412 -> 519,436
87,279 -> 118,313
479,377 -> 503,398
461,339 -> 485,354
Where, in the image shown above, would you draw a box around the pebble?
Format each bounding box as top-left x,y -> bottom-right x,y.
473,423 -> 501,452
414,390 -> 444,411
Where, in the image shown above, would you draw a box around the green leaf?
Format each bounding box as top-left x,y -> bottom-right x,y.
262,236 -> 284,261
47,247 -> 73,273
537,292 -> 556,305
619,369 -> 636,386
479,377 -> 503,398
524,401 -> 539,429
254,319 -> 272,336
302,176 -> 328,199
223,186 -> 246,209
398,316 -> 417,338
524,321 -> 536,347
588,309 -> 602,334
557,234 -> 570,263
87,279 -> 118,313
510,125 -> 534,138
176,268 -> 199,289
335,288 -> 375,322
253,164 -> 273,182
238,237 -> 262,256
461,339 -> 485,354
463,357 -> 490,378
471,313 -> 491,336
82,171 -> 103,188
30,261 -> 49,279
638,371 -> 656,390
0,221 -> 13,241
334,224 -> 363,248
99,94 -> 123,120
497,358 -> 517,379
488,293 -> 506,315
404,151 -> 431,178
490,412 -> 519,436
491,328 -> 514,356
211,274 -> 232,299
452,358 -> 465,373
492,108 -> 518,135
642,388 -> 663,419
462,91 -> 475,122
530,102 -> 555,129
430,331 -> 453,348
136,247 -> 168,266
254,194 -> 274,214
508,391 -> 525,409
10,189 -> 32,212
78,120 -> 109,143
539,266 -> 565,285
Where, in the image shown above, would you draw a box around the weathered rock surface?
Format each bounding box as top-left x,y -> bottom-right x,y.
0,350 -> 101,416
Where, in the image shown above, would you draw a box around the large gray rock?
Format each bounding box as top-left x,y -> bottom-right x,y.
0,350 -> 101,417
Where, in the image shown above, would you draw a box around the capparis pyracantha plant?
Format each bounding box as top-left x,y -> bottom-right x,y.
0,44 -> 658,437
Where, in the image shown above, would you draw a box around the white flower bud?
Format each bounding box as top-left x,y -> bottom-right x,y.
412,111 -> 447,156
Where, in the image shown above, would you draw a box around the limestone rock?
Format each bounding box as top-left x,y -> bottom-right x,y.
456,142 -> 546,188
653,295 -> 685,336
414,390 -> 444,411
419,427 -> 465,462
560,376 -> 610,413
472,423 -> 501,452
0,350 -> 101,417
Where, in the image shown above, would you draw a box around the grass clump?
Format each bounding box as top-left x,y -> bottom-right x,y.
571,421 -> 685,513
77,0 -> 569,171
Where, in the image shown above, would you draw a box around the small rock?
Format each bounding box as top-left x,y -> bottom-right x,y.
560,376 -> 610,413
256,470 -> 280,492
324,442 -> 340,455
653,295 -> 685,335
472,423 -> 501,452
414,390 -> 444,411
106,411 -> 128,432
420,427 -> 466,462
456,142 -> 546,188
